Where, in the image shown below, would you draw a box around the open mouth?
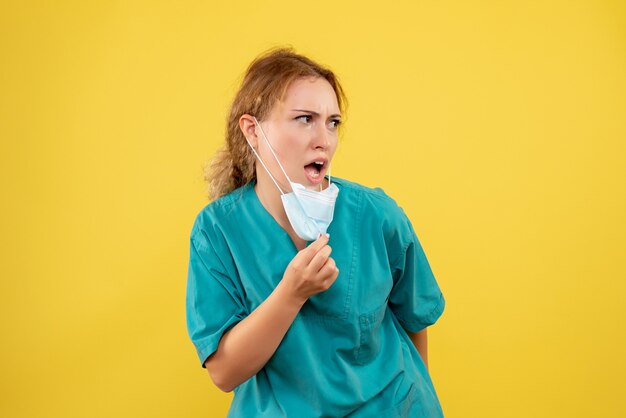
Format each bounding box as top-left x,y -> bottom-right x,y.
303,160 -> 326,183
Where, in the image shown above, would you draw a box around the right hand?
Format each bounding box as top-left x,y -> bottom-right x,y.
280,234 -> 339,303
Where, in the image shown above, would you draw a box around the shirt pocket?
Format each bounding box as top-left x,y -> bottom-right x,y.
354,301 -> 388,365
374,383 -> 417,418
300,202 -> 360,320
302,252 -> 354,319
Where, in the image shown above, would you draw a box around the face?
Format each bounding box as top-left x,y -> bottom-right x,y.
252,77 -> 341,191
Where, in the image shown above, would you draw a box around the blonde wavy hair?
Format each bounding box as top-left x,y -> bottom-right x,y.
204,47 -> 348,201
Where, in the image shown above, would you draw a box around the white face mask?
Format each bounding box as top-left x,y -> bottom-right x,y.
244,116 -> 339,241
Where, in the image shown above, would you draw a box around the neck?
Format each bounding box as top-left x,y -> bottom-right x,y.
254,168 -> 289,226
253,168 -> 329,249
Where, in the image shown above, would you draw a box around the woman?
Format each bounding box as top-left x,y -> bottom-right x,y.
186,47 -> 446,417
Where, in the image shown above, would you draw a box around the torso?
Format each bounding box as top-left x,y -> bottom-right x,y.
188,177 -> 445,417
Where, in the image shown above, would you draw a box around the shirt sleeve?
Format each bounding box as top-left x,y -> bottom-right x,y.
387,208 -> 445,333
185,225 -> 248,368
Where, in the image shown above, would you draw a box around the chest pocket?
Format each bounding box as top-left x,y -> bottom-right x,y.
355,302 -> 388,364
301,189 -> 395,321
300,190 -> 362,320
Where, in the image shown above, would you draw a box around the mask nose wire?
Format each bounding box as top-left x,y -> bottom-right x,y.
252,117 -> 294,189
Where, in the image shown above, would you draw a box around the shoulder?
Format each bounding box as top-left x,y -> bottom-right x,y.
334,177 -> 407,223
334,177 -> 415,253
189,183 -> 252,246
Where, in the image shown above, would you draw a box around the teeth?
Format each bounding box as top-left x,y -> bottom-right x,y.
315,161 -> 324,165
311,171 -> 320,178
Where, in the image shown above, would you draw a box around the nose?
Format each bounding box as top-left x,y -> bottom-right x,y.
311,123 -> 331,150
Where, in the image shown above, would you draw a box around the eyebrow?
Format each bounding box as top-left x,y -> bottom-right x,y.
291,109 -> 342,119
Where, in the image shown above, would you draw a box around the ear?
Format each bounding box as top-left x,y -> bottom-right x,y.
239,114 -> 258,148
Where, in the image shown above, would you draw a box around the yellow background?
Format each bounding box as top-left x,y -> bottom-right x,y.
1,1 -> 625,417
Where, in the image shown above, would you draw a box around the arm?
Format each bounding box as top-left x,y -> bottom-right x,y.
205,280 -> 305,392
406,327 -> 428,371
205,235 -> 338,393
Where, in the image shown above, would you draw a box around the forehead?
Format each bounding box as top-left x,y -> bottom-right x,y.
277,77 -> 340,114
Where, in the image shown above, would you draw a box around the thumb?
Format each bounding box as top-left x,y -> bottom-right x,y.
300,233 -> 329,262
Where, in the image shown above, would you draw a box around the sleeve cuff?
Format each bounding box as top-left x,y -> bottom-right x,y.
396,292 -> 446,333
193,316 -> 244,368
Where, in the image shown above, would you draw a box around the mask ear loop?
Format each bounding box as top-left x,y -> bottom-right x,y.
319,164 -> 331,191
252,116 -> 294,190
327,164 -> 332,190
244,127 -> 286,195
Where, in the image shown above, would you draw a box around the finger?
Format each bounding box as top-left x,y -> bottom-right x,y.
318,257 -> 338,280
323,270 -> 339,289
298,234 -> 329,264
307,245 -> 332,273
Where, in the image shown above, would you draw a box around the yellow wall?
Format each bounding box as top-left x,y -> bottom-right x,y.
2,1 -> 625,417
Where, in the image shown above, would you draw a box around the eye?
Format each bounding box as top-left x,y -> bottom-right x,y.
295,115 -> 313,123
329,119 -> 342,129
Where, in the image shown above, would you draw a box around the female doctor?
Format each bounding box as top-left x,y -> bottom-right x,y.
186,47 -> 446,417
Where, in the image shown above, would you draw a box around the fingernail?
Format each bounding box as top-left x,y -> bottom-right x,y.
325,233 -> 330,239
